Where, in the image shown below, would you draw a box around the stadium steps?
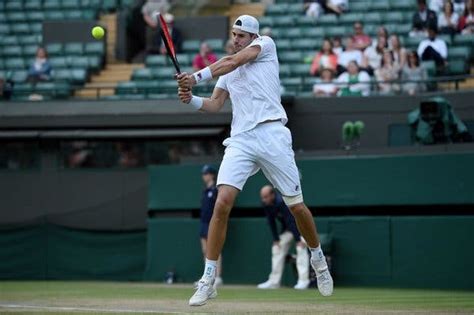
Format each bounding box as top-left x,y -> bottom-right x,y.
75,63 -> 143,98
99,13 -> 117,63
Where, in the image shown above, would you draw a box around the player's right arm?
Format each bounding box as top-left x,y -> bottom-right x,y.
178,85 -> 228,113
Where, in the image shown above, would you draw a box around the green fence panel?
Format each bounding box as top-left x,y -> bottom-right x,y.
0,224 -> 146,281
328,217 -> 392,286
391,216 -> 474,290
149,153 -> 474,210
46,225 -> 146,281
0,225 -> 47,279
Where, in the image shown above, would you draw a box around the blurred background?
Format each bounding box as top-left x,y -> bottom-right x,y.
0,0 -> 473,290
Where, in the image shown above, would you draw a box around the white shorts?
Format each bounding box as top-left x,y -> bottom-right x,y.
216,121 -> 302,197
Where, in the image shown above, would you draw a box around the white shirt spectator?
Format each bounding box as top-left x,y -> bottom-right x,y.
313,81 -> 337,96
417,37 -> 448,59
429,0 -> 444,13
438,12 -> 460,28
363,46 -> 383,70
336,71 -> 371,96
338,50 -> 363,67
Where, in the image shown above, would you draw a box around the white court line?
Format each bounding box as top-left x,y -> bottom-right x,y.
0,304 -> 197,314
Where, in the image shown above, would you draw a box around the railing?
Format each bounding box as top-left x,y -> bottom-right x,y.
4,73 -> 474,101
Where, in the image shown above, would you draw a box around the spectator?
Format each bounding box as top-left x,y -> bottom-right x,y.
459,0 -> 474,34
310,39 -> 338,76
375,50 -> 400,95
390,34 -> 408,69
224,39 -> 235,55
412,0 -> 438,35
117,143 -> 142,168
336,61 -> 371,96
337,37 -> 363,74
402,51 -> 428,95
332,36 -> 343,55
417,25 -> 448,68
157,13 -> 183,55
352,21 -> 372,51
438,1 -> 460,35
429,0 -> 444,13
304,0 -> 347,17
142,0 -> 170,53
361,35 -> 388,75
371,26 -> 389,48
192,42 -> 218,72
27,47 -> 52,83
454,0 -> 466,15
313,68 -> 338,97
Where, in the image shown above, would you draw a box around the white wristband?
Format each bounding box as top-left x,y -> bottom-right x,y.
189,95 -> 203,110
193,67 -> 213,84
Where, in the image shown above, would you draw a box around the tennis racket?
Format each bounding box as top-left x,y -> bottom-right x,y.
156,13 -> 181,74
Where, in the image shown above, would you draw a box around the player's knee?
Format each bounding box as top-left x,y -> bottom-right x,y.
288,202 -> 306,217
214,196 -> 233,218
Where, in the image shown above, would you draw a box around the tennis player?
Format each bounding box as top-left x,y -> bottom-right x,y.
177,15 -> 333,306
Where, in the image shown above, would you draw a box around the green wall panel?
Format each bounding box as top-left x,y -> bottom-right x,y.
148,153 -> 474,210
0,224 -> 146,281
391,216 -> 474,290
0,225 -> 47,280
328,217 -> 392,285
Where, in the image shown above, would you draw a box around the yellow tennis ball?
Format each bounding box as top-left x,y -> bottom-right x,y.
91,26 -> 105,40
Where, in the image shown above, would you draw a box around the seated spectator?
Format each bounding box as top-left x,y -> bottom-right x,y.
375,51 -> 401,94
390,34 -> 407,69
459,0 -> 474,34
336,61 -> 371,96
337,37 -> 363,74
157,13 -> 183,55
310,39 -> 338,76
361,35 -> 387,75
224,39 -> 235,55
352,21 -> 372,51
332,36 -> 343,55
438,1 -> 460,35
142,0 -> 170,53
412,0 -> 438,35
402,51 -> 428,95
313,68 -> 338,97
429,0 -> 444,13
371,26 -> 389,48
417,25 -> 448,68
193,42 -> 218,71
304,0 -> 347,18
27,47 -> 52,83
454,0 -> 466,15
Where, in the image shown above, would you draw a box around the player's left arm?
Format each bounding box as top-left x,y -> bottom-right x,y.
177,45 -> 261,89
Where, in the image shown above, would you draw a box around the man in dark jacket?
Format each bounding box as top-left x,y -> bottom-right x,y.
412,0 -> 438,34
257,185 -> 310,290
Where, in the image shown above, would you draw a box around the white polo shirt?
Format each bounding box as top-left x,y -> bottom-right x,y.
417,38 -> 448,59
215,36 -> 288,137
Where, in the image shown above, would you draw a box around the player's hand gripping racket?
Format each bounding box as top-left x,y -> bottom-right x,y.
155,12 -> 181,74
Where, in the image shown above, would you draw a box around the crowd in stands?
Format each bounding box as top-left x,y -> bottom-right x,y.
304,0 -> 473,97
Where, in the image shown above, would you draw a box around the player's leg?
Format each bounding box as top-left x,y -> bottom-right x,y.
256,122 -> 333,296
190,143 -> 258,306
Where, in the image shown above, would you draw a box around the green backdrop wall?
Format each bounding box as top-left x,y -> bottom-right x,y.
0,224 -> 146,281
144,216 -> 474,290
148,153 -> 474,210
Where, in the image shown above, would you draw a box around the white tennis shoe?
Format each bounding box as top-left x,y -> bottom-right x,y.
257,280 -> 280,289
189,278 -> 217,306
311,258 -> 334,296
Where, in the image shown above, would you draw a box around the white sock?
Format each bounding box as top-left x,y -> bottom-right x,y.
309,245 -> 325,262
202,258 -> 217,280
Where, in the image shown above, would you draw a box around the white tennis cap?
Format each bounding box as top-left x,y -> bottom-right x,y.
233,15 -> 260,35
